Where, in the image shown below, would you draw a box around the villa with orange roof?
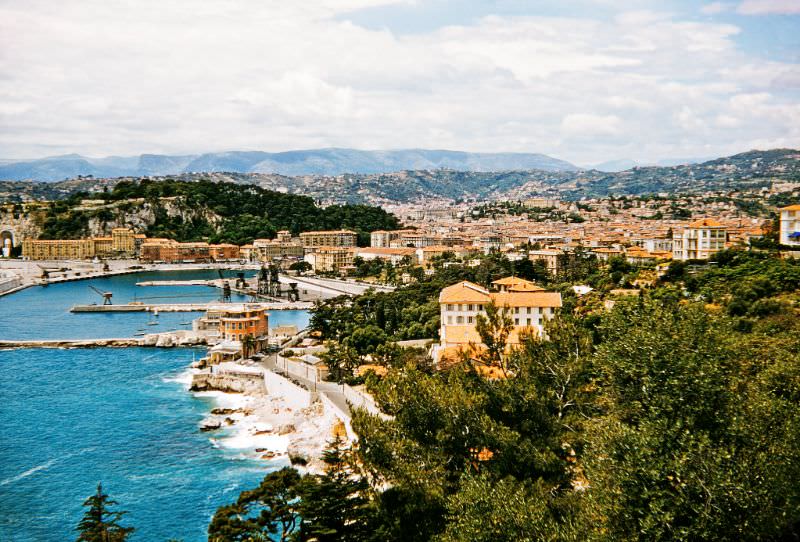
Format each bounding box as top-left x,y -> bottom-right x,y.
779,204 -> 800,247
672,218 -> 727,261
435,277 -> 562,363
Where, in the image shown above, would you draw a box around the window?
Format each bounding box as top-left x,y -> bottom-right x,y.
467,304 -> 474,311
447,304 -> 453,311
447,316 -> 453,325
514,318 -> 519,325
467,316 -> 474,324
456,316 -> 464,324
527,307 -> 532,314
526,318 -> 531,326
538,307 -> 543,314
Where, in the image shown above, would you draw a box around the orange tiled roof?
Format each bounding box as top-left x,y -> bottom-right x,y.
439,281 -> 491,303
780,204 -> 800,211
688,218 -> 724,228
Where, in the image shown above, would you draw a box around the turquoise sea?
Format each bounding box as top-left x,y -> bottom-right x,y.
0,270 -> 310,541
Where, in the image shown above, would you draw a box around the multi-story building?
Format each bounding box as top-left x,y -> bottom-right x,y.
140,240 -> 211,263
219,305 -> 269,343
22,227 -> 141,260
209,244 -> 240,261
304,246 -> 355,273
252,238 -> 305,261
22,239 -> 96,260
436,277 -> 562,360
528,249 -> 564,275
672,218 -> 727,260
779,205 -> 800,247
111,228 -> 136,256
93,237 -> 114,257
299,230 -> 357,248
370,229 -> 413,247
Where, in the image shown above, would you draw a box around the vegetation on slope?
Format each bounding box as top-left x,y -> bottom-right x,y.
210,249 -> 800,541
35,179 -> 401,245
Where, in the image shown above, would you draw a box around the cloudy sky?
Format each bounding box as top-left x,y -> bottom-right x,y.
1,0 -> 799,165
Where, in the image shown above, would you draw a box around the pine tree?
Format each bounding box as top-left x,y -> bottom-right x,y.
298,436 -> 374,541
75,483 -> 134,542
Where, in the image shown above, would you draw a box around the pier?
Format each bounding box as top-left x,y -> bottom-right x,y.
70,301 -> 313,313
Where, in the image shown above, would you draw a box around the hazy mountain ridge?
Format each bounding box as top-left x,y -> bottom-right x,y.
1,149 -> 797,204
0,148 -> 577,181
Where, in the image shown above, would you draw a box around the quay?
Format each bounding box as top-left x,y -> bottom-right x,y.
70,301 -> 314,313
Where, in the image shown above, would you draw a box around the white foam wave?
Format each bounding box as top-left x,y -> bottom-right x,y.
0,459 -> 57,487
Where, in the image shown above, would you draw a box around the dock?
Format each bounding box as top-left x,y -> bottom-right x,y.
70,301 -> 314,313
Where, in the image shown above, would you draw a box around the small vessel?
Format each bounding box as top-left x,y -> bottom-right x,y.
147,308 -> 160,326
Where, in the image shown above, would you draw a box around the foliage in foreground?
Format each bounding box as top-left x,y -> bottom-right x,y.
237,251 -> 800,541
75,483 -> 134,542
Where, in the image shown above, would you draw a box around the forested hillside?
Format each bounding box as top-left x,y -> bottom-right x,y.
33,179 -> 401,245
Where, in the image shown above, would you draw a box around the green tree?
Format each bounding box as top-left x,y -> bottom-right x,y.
208,467 -> 303,542
474,301 -> 514,376
75,483 -> 134,542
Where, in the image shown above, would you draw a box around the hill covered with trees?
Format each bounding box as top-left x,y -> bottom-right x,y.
32,178 -> 401,245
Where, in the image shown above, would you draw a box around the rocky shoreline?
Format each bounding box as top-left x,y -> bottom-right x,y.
187,362 -> 342,474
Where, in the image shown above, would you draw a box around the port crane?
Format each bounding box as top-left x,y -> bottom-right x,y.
88,285 -> 114,305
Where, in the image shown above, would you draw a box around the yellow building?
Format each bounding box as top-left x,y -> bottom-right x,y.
93,237 -> 114,257
112,227 -> 136,256
22,239 -> 96,260
436,278 -> 562,359
299,229 -> 357,248
304,246 -> 355,273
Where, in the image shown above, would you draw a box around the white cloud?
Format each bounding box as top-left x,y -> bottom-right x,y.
737,0 -> 800,14
0,0 -> 798,164
561,114 -> 623,137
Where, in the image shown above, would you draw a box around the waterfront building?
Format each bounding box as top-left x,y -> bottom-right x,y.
209,244 -> 240,261
299,229 -> 357,248
112,227 -> 136,256
303,246 -> 355,273
779,205 -> 800,247
219,305 -> 269,343
21,227 -> 140,260
22,238 -> 96,260
672,218 -> 727,260
252,238 -> 304,261
140,239 -> 211,263
435,277 -> 562,361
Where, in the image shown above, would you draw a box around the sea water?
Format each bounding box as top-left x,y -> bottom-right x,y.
0,270 -> 310,541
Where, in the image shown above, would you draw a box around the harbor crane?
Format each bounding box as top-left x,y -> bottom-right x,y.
88,285 -> 113,305
217,269 -> 232,303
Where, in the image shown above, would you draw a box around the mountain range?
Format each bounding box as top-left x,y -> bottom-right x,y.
2,149 -> 798,205
0,148 -> 578,181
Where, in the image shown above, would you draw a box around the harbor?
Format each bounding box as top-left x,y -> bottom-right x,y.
0,268 -> 312,541
70,301 -> 313,312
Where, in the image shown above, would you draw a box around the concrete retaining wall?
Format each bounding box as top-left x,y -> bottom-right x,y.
263,369 -> 314,410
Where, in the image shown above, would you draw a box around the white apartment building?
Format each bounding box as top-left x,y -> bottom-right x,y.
779,205 -> 800,247
672,218 -> 727,261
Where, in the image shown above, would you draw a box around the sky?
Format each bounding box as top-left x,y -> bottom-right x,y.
0,0 -> 799,166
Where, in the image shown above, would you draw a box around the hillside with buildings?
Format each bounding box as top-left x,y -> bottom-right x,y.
1,149 -> 798,206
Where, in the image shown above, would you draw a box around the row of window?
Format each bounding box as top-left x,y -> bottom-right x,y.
444,304 -> 550,315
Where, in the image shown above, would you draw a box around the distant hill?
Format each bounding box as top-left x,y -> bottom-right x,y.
0,148 -> 577,181
2,149 -> 797,204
